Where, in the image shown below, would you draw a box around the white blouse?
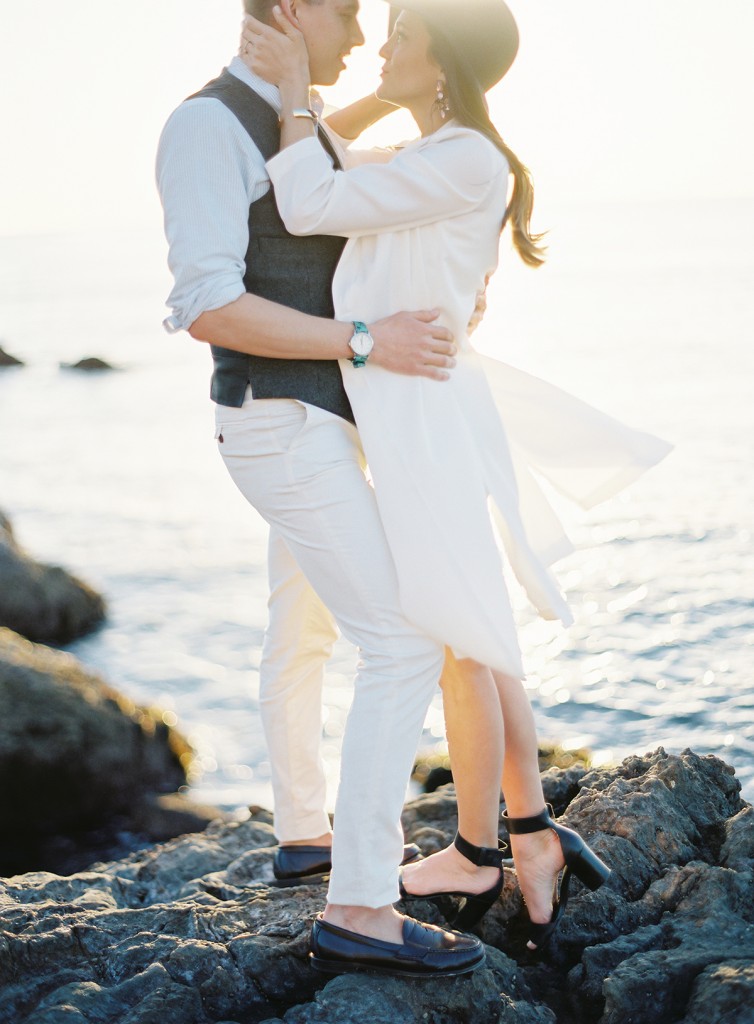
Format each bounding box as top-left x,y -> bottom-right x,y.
267,124 -> 670,678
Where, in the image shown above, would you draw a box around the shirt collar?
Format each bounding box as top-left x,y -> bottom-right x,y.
227,55 -> 282,113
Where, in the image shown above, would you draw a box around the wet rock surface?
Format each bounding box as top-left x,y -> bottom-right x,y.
60,356 -> 118,371
0,344 -> 24,367
0,628 -> 221,876
1,748 -> 752,1023
0,510 -> 106,644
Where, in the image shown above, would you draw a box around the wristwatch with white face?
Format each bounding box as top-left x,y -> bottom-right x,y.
287,107 -> 318,123
348,321 -> 374,367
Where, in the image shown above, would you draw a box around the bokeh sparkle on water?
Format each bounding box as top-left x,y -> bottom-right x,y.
1,196 -> 752,811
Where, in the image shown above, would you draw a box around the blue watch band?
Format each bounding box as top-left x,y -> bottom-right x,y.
350,321 -> 371,368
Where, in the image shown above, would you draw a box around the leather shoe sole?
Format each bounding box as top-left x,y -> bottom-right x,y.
273,842 -> 422,887
309,914 -> 485,978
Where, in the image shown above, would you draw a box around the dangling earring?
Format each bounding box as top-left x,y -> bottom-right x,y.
435,78 -> 451,120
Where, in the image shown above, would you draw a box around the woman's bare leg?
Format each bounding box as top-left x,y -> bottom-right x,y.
403,658 -> 566,946
400,649 -> 502,896
491,669 -> 544,818
492,669 -> 566,946
404,653 -> 554,901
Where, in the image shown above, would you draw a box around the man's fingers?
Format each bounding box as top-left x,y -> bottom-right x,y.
370,310 -> 457,380
422,351 -> 456,369
424,337 -> 456,355
420,367 -> 451,381
242,15 -> 266,36
401,310 -> 454,343
409,308 -> 441,323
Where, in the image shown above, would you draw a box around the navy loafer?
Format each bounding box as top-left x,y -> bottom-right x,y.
273,842 -> 422,887
309,913 -> 485,978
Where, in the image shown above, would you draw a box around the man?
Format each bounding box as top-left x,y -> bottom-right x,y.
157,0 -> 484,978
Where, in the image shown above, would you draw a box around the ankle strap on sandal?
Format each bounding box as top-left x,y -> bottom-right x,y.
453,832 -> 507,867
501,804 -> 555,835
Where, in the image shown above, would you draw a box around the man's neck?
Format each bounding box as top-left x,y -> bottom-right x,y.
228,56 -> 282,110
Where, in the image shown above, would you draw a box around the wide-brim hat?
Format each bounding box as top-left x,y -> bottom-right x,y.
385,0 -> 519,92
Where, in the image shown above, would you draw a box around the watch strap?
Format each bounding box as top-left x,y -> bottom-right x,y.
349,321 -> 371,368
282,107 -> 318,123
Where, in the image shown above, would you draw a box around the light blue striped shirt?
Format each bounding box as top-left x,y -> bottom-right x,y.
156,58 -> 282,333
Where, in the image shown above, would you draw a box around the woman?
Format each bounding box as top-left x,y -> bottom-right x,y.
242,0 -> 670,950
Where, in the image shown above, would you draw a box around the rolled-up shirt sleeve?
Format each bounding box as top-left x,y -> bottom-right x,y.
156,99 -> 264,332
266,128 -> 502,239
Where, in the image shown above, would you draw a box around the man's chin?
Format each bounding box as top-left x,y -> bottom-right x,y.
312,61 -> 346,88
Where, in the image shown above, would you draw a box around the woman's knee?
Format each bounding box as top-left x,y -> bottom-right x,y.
490,668 -> 526,697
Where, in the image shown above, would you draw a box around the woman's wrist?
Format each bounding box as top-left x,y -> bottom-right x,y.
277,76 -> 318,149
324,92 -> 398,141
278,75 -> 312,114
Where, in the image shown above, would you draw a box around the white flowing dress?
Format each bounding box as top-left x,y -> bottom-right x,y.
266,123 -> 671,678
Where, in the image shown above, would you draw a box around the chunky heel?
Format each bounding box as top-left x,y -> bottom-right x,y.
449,888 -> 501,930
503,805 -> 611,950
571,844 -> 611,891
399,832 -> 506,931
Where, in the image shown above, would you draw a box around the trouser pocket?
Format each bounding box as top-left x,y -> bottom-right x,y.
215,399 -> 309,457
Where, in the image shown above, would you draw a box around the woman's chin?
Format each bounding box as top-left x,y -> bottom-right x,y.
376,82 -> 396,105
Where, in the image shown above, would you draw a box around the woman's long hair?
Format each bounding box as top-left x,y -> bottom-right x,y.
428,29 -> 546,268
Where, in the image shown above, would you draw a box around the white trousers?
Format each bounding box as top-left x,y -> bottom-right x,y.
215,394 -> 444,907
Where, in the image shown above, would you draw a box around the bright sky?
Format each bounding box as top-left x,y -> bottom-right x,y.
1,0 -> 753,236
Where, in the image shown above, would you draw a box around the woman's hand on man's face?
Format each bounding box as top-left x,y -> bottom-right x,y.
240,9 -> 310,90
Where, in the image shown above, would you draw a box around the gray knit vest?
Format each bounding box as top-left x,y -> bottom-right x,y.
188,70 -> 354,423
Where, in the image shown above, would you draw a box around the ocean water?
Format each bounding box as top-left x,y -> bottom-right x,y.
1,196 -> 753,812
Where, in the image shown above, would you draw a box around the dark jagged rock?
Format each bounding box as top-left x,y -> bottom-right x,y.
0,344 -> 23,367
0,748 -> 751,1023
256,947 -> 556,1024
0,510 -> 106,643
0,814 -> 554,1024
0,628 -> 222,876
132,792 -> 230,845
60,356 -> 117,371
682,962 -> 754,1024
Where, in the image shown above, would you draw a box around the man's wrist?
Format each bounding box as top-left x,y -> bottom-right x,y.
335,320 -> 353,359
334,320 -> 377,363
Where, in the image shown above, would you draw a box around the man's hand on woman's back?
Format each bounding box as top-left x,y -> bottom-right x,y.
370,310 -> 456,381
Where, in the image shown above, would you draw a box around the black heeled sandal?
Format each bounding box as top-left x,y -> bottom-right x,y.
502,804 -> 612,949
398,832 -> 506,930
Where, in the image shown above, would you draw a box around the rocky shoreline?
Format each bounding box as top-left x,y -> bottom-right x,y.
1,748 -> 753,1024
0,512 -> 105,645
1,508 -> 753,1021
0,626 -> 227,878
0,507 -> 225,877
